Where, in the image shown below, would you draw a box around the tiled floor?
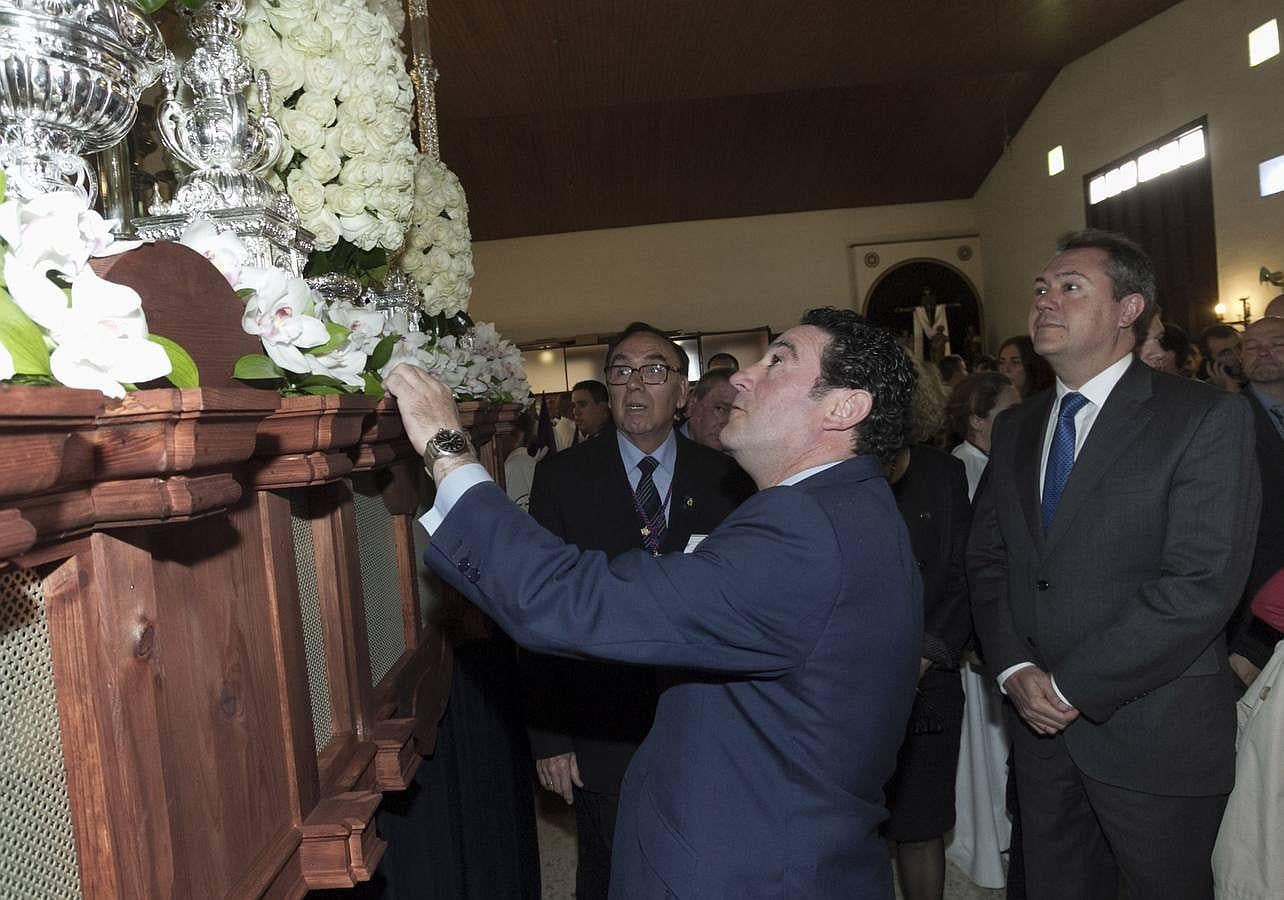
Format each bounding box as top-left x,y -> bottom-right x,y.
534,791 -> 1005,899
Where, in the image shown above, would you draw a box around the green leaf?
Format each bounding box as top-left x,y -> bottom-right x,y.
368,333 -> 398,371
0,168 -> 7,200
0,288 -> 52,376
299,384 -> 345,396
135,0 -> 167,12
148,334 -> 200,388
233,354 -> 285,381
235,287 -> 257,300
361,371 -> 384,398
296,373 -> 346,389
304,321 -> 351,357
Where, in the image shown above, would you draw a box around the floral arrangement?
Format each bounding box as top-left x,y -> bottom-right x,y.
396,154 -> 474,319
379,321 -> 529,403
181,221 -> 528,403
240,0 -> 418,255
0,177 -> 196,398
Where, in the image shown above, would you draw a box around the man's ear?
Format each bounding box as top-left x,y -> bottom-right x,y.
822,388 -> 873,433
1118,293 -> 1145,331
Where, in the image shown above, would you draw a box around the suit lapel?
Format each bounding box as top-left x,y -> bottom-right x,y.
1015,391 -> 1053,547
662,436 -> 700,553
1043,359 -> 1155,552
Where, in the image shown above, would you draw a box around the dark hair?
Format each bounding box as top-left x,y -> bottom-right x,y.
1055,228 -> 1158,344
937,354 -> 967,383
691,367 -> 733,400
999,335 -> 1054,396
706,352 -> 739,372
1198,323 -> 1241,358
945,372 -> 1013,445
605,322 -> 689,374
973,354 -> 998,373
571,379 -> 608,404
799,307 -> 916,464
1158,322 -> 1194,372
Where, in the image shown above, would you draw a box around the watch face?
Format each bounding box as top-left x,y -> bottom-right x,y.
432,429 -> 469,455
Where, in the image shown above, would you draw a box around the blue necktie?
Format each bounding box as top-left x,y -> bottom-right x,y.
635,456 -> 666,554
1041,392 -> 1089,532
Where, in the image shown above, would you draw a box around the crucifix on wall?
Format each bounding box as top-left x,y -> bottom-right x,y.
895,287 -> 959,361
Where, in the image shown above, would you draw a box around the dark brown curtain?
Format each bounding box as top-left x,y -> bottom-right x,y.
1085,125 -> 1218,337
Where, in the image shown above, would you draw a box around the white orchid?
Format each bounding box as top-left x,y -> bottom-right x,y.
305,336 -> 367,387
177,219 -> 250,287
46,269 -> 172,398
0,188 -> 176,398
322,298 -> 389,354
239,267 -> 330,373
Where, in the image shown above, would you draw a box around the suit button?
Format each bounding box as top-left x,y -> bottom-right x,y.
916,560 -> 927,570
1036,579 -> 1050,591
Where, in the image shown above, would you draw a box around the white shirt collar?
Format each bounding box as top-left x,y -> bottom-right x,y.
616,428 -> 677,474
778,460 -> 843,487
1053,353 -> 1132,408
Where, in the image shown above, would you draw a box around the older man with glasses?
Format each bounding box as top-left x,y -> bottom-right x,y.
520,322 -> 753,899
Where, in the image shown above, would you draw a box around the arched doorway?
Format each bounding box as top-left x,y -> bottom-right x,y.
863,259 -> 984,366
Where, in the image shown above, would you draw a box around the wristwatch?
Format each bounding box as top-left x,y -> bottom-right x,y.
423,427 -> 472,463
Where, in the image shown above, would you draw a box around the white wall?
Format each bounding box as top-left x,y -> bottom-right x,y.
974,0 -> 1284,345
468,202 -> 976,344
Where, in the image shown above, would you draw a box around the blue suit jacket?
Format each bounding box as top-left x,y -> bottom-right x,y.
427,454 -> 922,898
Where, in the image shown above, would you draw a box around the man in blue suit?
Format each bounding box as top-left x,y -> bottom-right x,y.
387,308 -> 922,898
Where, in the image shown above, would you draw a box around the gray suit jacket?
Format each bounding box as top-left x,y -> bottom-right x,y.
968,358 -> 1260,795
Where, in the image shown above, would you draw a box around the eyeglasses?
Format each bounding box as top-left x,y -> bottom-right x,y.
604,363 -> 679,385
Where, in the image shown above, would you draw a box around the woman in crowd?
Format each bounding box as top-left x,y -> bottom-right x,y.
996,335 -> 1053,398
945,372 -> 1020,500
881,357 -> 973,900
941,372 -> 1022,891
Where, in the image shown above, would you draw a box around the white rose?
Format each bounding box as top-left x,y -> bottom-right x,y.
339,211 -> 382,250
285,21 -> 333,58
346,94 -> 379,126
338,120 -> 370,157
295,91 -> 337,127
259,48 -> 305,102
371,116 -> 406,148
286,170 -> 326,216
338,157 -> 382,187
300,147 -> 342,184
302,209 -> 341,251
241,19 -> 279,61
324,182 -> 368,218
280,109 -> 325,154
264,0 -> 317,34
382,161 -> 414,190
304,57 -> 345,98
379,220 -> 406,252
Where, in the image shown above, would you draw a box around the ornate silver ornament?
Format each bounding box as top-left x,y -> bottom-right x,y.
134,0 -> 312,274
0,0 -> 169,201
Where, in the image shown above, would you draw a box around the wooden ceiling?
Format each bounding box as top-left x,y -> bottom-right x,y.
427,1 -> 1185,241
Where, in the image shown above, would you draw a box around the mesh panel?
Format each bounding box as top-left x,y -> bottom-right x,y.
0,567 -> 82,899
289,493 -> 333,754
351,477 -> 406,686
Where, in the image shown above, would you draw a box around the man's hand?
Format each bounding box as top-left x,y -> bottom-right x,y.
1003,665 -> 1079,735
1229,652 -> 1261,687
384,364 -> 474,480
535,752 -> 582,805
1206,359 -> 1241,393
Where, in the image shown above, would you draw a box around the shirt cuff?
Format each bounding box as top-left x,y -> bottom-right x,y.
417,462 -> 492,535
1049,674 -> 1071,707
997,661 -> 1034,694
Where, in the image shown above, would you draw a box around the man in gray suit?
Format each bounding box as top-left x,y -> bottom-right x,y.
968,229 -> 1261,899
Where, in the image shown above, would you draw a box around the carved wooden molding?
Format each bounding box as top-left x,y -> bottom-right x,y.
299,791 -> 386,889
370,718 -> 422,791
0,509 -> 36,562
